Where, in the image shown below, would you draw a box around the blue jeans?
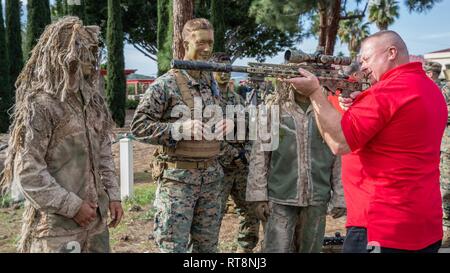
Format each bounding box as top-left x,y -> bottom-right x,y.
342,226 -> 368,253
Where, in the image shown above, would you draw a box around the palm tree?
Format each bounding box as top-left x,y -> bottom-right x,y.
368,0 -> 400,31
338,15 -> 370,59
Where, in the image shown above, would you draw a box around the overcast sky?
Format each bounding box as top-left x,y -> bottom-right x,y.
2,0 -> 449,77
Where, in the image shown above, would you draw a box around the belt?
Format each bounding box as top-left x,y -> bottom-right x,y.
166,160 -> 215,170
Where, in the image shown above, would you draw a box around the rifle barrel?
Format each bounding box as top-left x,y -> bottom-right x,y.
171,60 -> 248,73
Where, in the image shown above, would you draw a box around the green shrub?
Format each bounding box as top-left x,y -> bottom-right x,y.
126,99 -> 139,109
0,193 -> 12,208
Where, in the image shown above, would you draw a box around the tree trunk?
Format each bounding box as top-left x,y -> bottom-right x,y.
157,0 -> 173,75
325,0 -> 341,55
0,0 -> 11,133
25,0 -> 51,59
6,0 -> 23,96
317,1 -> 327,50
106,0 -> 126,127
172,0 -> 194,60
211,0 -> 225,52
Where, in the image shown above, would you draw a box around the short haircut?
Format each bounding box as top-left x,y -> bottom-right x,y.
423,61 -> 442,75
362,30 -> 409,56
182,18 -> 213,42
210,52 -> 231,63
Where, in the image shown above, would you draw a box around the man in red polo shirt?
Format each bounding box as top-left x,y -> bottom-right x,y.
285,30 -> 447,253
329,71 -> 375,253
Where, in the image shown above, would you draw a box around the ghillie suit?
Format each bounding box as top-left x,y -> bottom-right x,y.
0,17 -> 117,253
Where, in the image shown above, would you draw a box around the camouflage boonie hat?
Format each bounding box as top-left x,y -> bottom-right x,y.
423,61 -> 442,73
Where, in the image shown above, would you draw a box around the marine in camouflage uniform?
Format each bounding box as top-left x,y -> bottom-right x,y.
0,17 -> 123,253
0,141 -> 6,181
424,61 -> 450,246
211,53 -> 260,253
247,85 -> 346,253
246,81 -> 265,106
131,19 -> 228,253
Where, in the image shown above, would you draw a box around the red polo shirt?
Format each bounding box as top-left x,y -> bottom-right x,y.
341,62 -> 447,250
328,88 -> 374,229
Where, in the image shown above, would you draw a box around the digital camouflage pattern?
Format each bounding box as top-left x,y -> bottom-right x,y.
217,85 -> 260,252
153,164 -> 223,253
0,140 -> 6,178
131,69 -> 224,253
440,81 -> 450,228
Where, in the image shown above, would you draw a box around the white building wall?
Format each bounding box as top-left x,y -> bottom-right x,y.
424,51 -> 450,79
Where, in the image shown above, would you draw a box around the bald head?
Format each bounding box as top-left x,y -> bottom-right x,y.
362,30 -> 409,61
359,31 -> 410,83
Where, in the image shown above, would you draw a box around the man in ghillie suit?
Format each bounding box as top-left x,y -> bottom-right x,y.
0,17 -> 123,253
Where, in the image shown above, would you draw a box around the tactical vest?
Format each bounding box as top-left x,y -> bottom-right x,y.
267,106 -> 335,205
162,69 -> 221,160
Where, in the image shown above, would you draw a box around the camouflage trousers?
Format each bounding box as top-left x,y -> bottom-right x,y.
263,202 -> 327,253
153,163 -> 223,253
219,167 -> 260,252
29,211 -> 110,253
441,151 -> 450,227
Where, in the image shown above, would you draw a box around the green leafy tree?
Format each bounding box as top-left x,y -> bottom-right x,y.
404,0 -> 442,12
249,0 -> 368,55
250,0 -> 442,55
77,0 -> 156,60
122,0 -> 157,60
6,0 -> 23,95
84,0 -> 105,25
51,0 -> 66,18
211,0 -> 225,52
157,0 -> 173,75
67,0 -> 86,21
25,0 -> 51,58
0,0 -> 12,133
368,0 -> 400,30
205,0 -> 300,62
106,0 -> 126,127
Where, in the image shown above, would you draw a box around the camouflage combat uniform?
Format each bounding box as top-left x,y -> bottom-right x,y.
0,140 -> 6,176
246,96 -> 345,253
13,91 -> 120,253
218,85 -> 260,253
131,69 -> 224,253
423,62 -> 450,244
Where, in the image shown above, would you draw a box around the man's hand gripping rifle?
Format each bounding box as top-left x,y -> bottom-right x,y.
171,49 -> 369,98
